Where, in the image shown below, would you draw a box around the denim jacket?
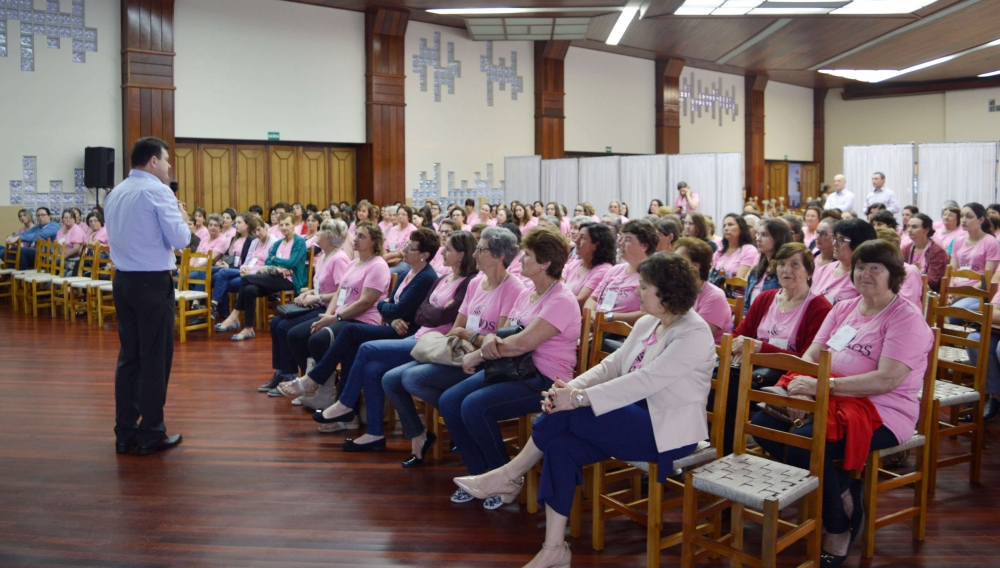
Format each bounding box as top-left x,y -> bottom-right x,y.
743,269 -> 779,315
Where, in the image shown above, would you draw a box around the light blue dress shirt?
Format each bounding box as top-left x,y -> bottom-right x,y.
105,170 -> 190,272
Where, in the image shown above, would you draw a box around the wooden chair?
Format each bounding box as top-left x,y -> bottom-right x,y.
681,340 -> 833,568
22,240 -> 64,317
588,311 -> 634,368
175,249 -> 214,343
69,246 -> 114,325
95,266 -> 118,327
50,243 -> 99,319
927,300 -> 993,494
0,240 -> 21,304
13,238 -> 53,314
940,266 -> 996,307
724,276 -> 747,327
859,328 -> 940,558
591,334 -> 733,568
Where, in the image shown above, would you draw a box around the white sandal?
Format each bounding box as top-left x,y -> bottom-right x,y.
277,377 -> 317,398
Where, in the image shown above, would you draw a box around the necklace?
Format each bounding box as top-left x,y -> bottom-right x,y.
485,270 -> 509,291
534,278 -> 558,301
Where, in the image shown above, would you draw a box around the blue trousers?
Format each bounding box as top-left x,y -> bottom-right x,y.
948,297 -> 981,325
532,404 -> 696,517
212,267 -> 241,306
269,309 -> 321,375
19,246 -> 35,270
397,362 -> 469,412
338,336 -> 418,437
751,412 -> 897,534
306,322 -> 401,386
440,371 -> 554,476
967,331 -> 1000,395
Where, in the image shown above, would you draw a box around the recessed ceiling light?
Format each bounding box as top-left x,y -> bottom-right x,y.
674,0 -> 937,15
980,70 -> 1000,78
820,35 -> 1000,82
428,7 -> 622,15
748,7 -> 834,14
832,0 -> 936,14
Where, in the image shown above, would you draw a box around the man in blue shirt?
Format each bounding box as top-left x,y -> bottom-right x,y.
3,207 -> 60,269
106,137 -> 190,456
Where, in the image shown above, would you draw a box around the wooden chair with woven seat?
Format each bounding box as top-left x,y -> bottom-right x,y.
681,340 -> 834,568
724,276 -> 747,327
13,238 -> 55,314
858,327 -> 940,559
69,246 -> 114,325
95,273 -> 117,327
175,249 -> 214,343
591,334 -> 733,568
0,240 -> 21,304
22,240 -> 64,317
50,243 -> 99,319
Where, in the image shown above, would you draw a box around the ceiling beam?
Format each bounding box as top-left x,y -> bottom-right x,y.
841,74 -> 1000,99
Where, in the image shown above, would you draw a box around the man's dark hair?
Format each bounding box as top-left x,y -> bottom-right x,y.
249,204 -> 264,216
36,206 -> 51,217
130,137 -> 169,168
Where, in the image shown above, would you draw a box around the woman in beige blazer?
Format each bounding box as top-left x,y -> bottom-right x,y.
453,253 -> 717,568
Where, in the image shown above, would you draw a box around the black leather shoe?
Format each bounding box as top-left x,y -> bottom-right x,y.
342,437 -> 386,452
137,434 -> 183,456
259,372 -> 285,392
313,409 -> 355,424
115,439 -> 136,454
402,432 -> 437,468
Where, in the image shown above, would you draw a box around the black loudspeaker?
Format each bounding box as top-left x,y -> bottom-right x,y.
84,147 -> 115,188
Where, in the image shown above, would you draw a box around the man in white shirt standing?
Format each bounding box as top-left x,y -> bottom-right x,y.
823,174 -> 854,213
866,171 -> 900,215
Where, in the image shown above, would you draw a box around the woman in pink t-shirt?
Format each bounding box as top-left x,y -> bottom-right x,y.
303,213 -> 321,249
449,208 -> 471,232
674,182 -> 700,216
192,207 -> 210,244
513,203 -> 536,235
933,205 -> 966,254
803,205 -> 822,248
675,237 -> 734,344
711,214 -> 758,282
220,208 -> 237,241
430,219 -> 458,277
192,214 -> 230,268
811,219 -> 878,306
85,211 -> 108,247
378,205 -> 396,236
563,222 -> 617,307
950,203 -> 1000,285
55,209 -> 88,259
752,239 -> 933,566
442,228 -> 581,504
584,220 -> 659,326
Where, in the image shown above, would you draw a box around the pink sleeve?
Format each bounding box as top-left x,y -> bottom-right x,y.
986,237 -> 1000,262
741,245 -> 760,267
881,306 -> 933,369
538,289 -> 583,334
499,278 -> 527,318
812,301 -> 848,347
212,238 -> 229,255
583,264 -> 611,293
899,266 -> 923,307
589,268 -> 613,301
363,259 -> 392,294
703,287 -> 734,333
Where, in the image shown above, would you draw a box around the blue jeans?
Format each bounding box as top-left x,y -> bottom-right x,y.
440,370 -> 554,475
213,268 -> 242,309
189,270 -> 207,292
751,412 -> 898,534
306,322 -> 401,386
532,404 -> 696,517
948,296 -> 981,324
19,246 -> 35,270
398,363 -> 469,412
967,331 -> 1000,396
338,336 -> 418,437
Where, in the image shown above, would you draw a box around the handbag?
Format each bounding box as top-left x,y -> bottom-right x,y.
410,331 -> 476,367
757,385 -> 814,429
482,325 -> 540,389
220,254 -> 236,267
275,303 -> 315,318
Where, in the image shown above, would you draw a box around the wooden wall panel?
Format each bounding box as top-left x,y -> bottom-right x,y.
765,161 -> 788,204
236,146 -> 268,213
656,59 -> 685,155
813,88 -> 827,185
331,150 -> 356,206
299,149 -> 330,209
745,75 -> 768,201
801,163 -> 820,204
173,143 -> 198,211
534,41 -> 570,160
199,145 -> 234,216
269,147 -> 299,207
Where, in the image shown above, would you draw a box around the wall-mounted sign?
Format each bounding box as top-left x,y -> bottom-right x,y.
990,99 -> 997,113
606,146 -> 612,153
268,132 -> 280,141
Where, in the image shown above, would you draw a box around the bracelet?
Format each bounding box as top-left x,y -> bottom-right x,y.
468,332 -> 479,345
571,389 -> 581,409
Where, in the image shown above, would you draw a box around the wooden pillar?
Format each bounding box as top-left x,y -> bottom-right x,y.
121,0 -> 175,177
814,88 -> 828,185
744,74 -> 768,200
655,58 -> 684,155
534,41 -> 570,159
358,7 -> 409,205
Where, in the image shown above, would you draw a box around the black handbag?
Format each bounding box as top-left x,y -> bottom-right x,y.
482,325 -> 540,389
275,303 -> 316,318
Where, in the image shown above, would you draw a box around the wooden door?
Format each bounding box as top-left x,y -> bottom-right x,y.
173,143 -> 199,211
766,161 -> 788,207
269,147 -> 298,207
331,149 -> 356,206
236,146 -> 268,212
299,148 -> 330,209
801,163 -> 820,204
200,145 -> 234,215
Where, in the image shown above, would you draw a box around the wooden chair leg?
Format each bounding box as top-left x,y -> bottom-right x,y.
928,399 -> 941,495
972,396 -> 984,485
647,464 -> 663,568
913,443 -> 930,542
760,499 -> 779,568
591,459 -> 607,550
178,301 -> 187,343
730,503 -> 744,568
680,473 -> 697,567
862,451 -> 879,559
432,409 -> 444,461
804,489 -> 821,567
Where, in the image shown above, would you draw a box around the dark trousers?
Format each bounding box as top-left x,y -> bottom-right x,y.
286,318 -> 357,378
269,309 -> 321,375
112,271 -> 176,446
19,246 -> 35,270
306,322 -> 400,386
233,273 -> 294,328
751,412 -> 898,534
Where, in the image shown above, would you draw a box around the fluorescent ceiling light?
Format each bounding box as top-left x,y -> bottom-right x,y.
820,35 -> 1000,82
675,0 -> 937,15
606,6 -> 638,45
749,7 -> 834,13
979,70 -> 1000,77
832,0 -> 936,14
674,7 -> 715,14
428,7 -> 621,15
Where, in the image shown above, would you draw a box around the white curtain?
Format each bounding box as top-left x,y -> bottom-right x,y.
667,154 -> 717,222
578,156 -> 620,213
503,155 -> 542,205
620,155 -> 668,217
715,153 -> 745,226
541,158 -> 579,209
916,142 -> 998,214
842,144 -> 915,216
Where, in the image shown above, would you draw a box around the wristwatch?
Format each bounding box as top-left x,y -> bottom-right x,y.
829,378 -> 836,392
573,389 -> 585,408
336,313 -> 343,322
606,312 -> 615,322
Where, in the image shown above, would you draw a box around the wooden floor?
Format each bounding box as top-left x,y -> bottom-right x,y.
1,306 -> 999,567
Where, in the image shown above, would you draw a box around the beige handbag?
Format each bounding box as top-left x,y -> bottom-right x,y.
410,331 -> 476,367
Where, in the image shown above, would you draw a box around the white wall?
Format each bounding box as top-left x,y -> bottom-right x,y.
765,80 -> 813,162
0,0 -> 121,211
405,21 -> 534,200
174,0 -> 365,143
944,87 -> 1000,143
678,66 -> 745,156
564,47 -> 655,155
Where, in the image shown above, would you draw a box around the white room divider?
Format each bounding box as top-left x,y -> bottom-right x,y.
621,154 -> 668,217
503,155 -> 542,206
667,153 -> 744,230
842,144 -> 915,216
578,156 -> 620,212
916,142 -> 998,215
541,158 -> 579,209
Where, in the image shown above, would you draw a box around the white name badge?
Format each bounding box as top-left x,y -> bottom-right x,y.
337,288 -> 347,307
467,315 -> 481,332
824,292 -> 835,305
389,241 -> 397,252
58,238 -> 66,245
598,290 -> 618,312
769,338 -> 789,350
247,258 -> 258,268
827,325 -> 859,352
960,266 -> 972,272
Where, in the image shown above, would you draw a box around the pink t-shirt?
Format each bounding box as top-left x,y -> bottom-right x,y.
223,226 -> 236,241
950,234 -> 1000,286
933,227 -> 966,253
229,236 -> 247,258
194,234 -> 230,267
458,272 -> 527,335
811,261 -> 858,306
591,262 -> 641,314
386,223 -> 417,253
486,218 -> 498,227
195,226 -> 210,243
899,263 -> 923,307
756,291 -> 811,352
629,328 -> 661,373
712,244 -> 760,278
56,224 -> 88,256
430,246 -> 452,277
378,221 -> 394,235
675,193 -> 700,215
519,217 -> 539,235
467,212 -> 480,226
813,296 -> 933,445
276,239 -> 295,282
695,281 -> 734,344
315,249 -> 351,297
336,256 -> 391,325
393,270 -> 413,303
267,224 -> 283,239
87,226 -> 108,246
507,281 -> 582,380
415,275 -> 472,339
245,236 -> 277,274
564,262 -> 613,297
294,222 -> 305,235
560,217 -> 572,237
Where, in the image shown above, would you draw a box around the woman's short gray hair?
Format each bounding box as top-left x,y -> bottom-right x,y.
571,215 -> 591,226
318,218 -> 348,248
207,213 -> 223,227
743,214 -> 761,229
539,215 -> 559,227
481,226 -> 520,267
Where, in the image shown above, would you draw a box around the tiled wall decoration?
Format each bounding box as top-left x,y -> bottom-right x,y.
0,0 -> 96,71
680,72 -> 739,125
413,162 -> 506,207
9,157 -> 87,215
480,42 -> 522,107
413,31 -> 461,102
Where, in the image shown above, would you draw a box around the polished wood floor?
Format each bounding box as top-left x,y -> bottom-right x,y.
1,305 -> 999,567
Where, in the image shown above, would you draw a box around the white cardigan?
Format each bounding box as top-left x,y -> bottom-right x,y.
568,311 -> 716,453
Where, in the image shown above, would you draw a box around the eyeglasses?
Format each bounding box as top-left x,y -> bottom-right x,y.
475,245 -> 489,254
815,231 -> 831,238
834,236 -> 851,245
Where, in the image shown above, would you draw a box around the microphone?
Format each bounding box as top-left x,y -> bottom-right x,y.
169,181 -> 179,195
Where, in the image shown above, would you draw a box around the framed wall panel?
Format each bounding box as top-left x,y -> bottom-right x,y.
236,146 -> 268,213
299,148 -> 330,209
331,149 -> 356,206
173,143 -> 199,211
200,145 -> 234,216
269,147 -> 299,207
